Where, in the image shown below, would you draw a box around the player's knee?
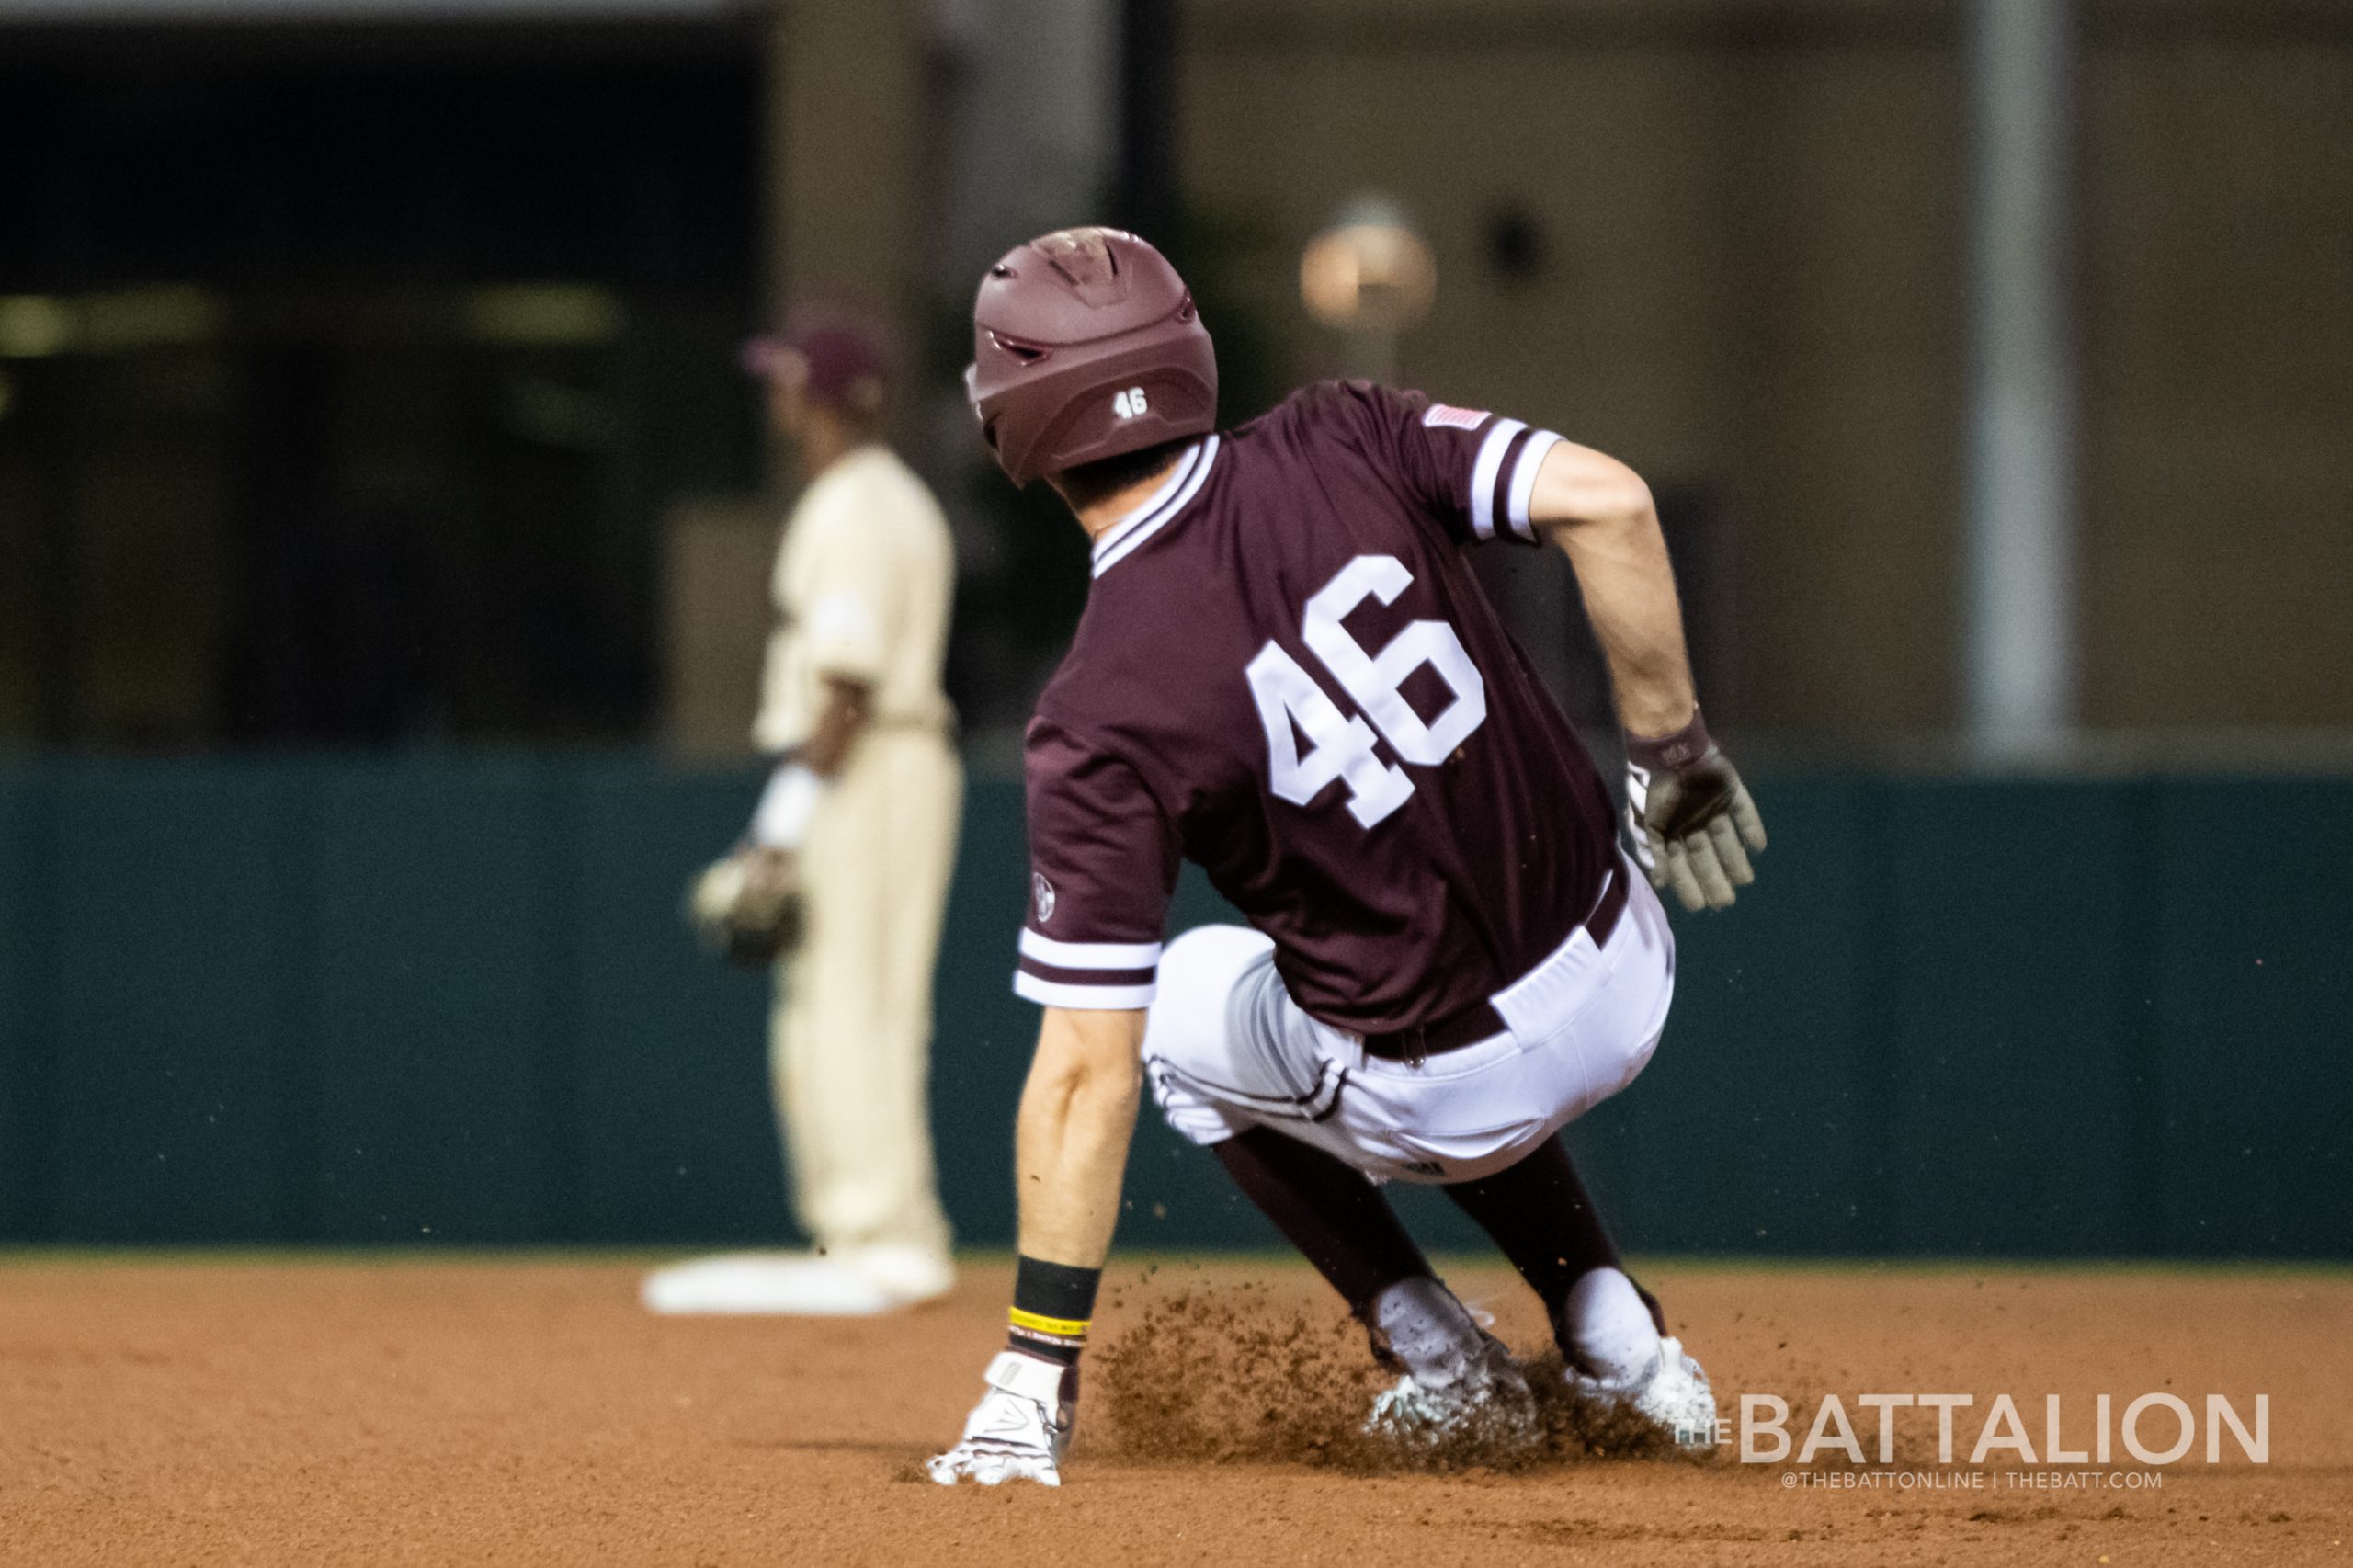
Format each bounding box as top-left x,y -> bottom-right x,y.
1157,923 -> 1268,988
1144,1057 -> 1242,1148
1143,918 -> 1261,1012
1142,925 -> 1270,1070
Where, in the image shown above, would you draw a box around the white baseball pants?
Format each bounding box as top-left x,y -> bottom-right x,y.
1143,857 -> 1675,1185
771,728 -> 961,1256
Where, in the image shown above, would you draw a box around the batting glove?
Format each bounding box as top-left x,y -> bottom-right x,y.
1625,709 -> 1767,912
926,1350 -> 1074,1487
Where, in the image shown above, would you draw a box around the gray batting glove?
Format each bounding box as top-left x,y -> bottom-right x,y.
1624,709 -> 1767,912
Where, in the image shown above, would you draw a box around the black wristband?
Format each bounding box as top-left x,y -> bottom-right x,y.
1013,1256 -> 1102,1324
1626,707 -> 1712,771
1008,1256 -> 1102,1365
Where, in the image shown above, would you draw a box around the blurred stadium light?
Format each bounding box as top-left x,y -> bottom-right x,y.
460,285 -> 625,347
0,288 -> 228,356
1300,194 -> 1437,384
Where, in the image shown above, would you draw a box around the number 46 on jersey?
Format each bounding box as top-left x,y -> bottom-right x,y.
1246,554 -> 1487,829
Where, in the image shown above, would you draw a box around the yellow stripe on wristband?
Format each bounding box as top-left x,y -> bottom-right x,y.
1008,1306 -> 1091,1339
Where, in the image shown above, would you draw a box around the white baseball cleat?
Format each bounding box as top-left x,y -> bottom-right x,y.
1363,1337 -> 1541,1452
926,1351 -> 1072,1486
1567,1335 -> 1719,1451
641,1245 -> 953,1316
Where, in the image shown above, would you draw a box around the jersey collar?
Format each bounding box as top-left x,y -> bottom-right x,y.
1090,436 -> 1219,577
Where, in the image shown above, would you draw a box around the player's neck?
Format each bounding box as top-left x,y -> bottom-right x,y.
1059,454 -> 1189,542
795,417 -> 877,481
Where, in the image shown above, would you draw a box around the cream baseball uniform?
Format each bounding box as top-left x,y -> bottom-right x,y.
756,442 -> 961,1264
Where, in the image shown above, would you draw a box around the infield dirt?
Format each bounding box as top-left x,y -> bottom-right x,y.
0,1256 -> 2344,1566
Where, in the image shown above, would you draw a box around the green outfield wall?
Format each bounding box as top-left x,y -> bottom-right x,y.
0,756 -> 2343,1256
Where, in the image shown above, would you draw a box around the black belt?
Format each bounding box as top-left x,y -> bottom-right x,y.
1360,868 -> 1632,1064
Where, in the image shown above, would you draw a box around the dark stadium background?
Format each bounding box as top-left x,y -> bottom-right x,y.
0,0 -> 2345,1257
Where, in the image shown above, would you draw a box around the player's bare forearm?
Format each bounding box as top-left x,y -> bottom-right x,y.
1014,1006 -> 1146,1267
1529,441 -> 1697,738
801,674 -> 874,778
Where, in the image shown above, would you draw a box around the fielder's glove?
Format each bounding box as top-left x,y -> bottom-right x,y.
926,1350 -> 1074,1487
685,846 -> 804,967
1624,708 -> 1767,912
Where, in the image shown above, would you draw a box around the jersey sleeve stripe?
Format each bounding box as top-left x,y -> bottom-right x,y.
1467,418 -> 1527,540
1018,930 -> 1164,968
1505,429 -> 1563,541
1014,971 -> 1157,1010
1017,957 -> 1158,988
1486,426 -> 1534,543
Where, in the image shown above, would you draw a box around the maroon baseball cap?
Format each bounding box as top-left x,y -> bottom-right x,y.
741,312 -> 889,409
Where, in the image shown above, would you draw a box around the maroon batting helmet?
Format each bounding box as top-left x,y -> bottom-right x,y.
966,227 -> 1217,486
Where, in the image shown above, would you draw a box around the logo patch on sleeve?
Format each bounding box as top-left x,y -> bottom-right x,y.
1422,403 -> 1488,431
1031,872 -> 1057,923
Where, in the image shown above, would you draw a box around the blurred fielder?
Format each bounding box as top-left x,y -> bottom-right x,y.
651,317 -> 962,1316
927,230 -> 1765,1484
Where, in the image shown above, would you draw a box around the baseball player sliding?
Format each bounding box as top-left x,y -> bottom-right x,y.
651,317 -> 962,1317
928,230 -> 1764,1483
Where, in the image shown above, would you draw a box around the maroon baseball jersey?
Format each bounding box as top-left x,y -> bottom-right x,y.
1011,381 -> 1620,1033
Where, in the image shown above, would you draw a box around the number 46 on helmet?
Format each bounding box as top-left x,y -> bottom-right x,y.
965,228 -> 1218,488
